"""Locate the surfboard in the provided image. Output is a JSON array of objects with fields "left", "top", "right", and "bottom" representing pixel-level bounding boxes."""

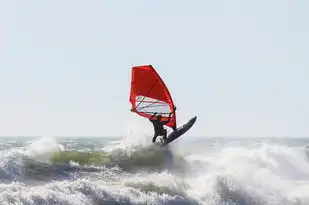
[
  {"left": 129, "top": 64, "right": 196, "bottom": 145},
  {"left": 159, "top": 116, "right": 197, "bottom": 147}
]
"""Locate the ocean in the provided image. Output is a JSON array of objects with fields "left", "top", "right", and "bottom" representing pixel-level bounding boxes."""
[{"left": 1, "top": 135, "right": 309, "bottom": 205}]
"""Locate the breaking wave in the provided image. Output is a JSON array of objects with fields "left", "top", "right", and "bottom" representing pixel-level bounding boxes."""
[
  {"left": 1, "top": 137, "right": 309, "bottom": 204},
  {"left": 0, "top": 137, "right": 187, "bottom": 183}
]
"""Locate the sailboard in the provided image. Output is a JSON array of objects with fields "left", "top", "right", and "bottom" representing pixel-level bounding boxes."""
[
  {"left": 129, "top": 65, "right": 196, "bottom": 145},
  {"left": 159, "top": 116, "right": 197, "bottom": 147}
]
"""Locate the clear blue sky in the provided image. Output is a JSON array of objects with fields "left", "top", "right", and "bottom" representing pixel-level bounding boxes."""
[{"left": 1, "top": 0, "right": 308, "bottom": 137}]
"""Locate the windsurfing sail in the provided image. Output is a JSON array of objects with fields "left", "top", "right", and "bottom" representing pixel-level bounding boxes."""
[{"left": 129, "top": 65, "right": 177, "bottom": 129}]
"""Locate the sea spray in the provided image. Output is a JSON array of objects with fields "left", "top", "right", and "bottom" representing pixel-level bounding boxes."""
[
  {"left": 26, "top": 137, "right": 63, "bottom": 163},
  {"left": 1, "top": 137, "right": 309, "bottom": 204}
]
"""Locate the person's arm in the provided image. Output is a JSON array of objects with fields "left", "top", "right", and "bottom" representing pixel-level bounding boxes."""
[
  {"left": 173, "top": 106, "right": 177, "bottom": 113},
  {"left": 149, "top": 112, "right": 157, "bottom": 121},
  {"left": 162, "top": 113, "right": 173, "bottom": 125},
  {"left": 162, "top": 106, "right": 177, "bottom": 125}
]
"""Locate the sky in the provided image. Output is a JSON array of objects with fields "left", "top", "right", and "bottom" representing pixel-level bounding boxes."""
[{"left": 0, "top": 0, "right": 308, "bottom": 137}]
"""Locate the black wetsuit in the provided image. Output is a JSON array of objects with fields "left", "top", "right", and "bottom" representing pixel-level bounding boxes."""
[{"left": 150, "top": 113, "right": 174, "bottom": 143}]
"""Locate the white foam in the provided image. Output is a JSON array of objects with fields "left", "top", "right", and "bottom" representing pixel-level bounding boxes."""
[
  {"left": 182, "top": 143, "right": 309, "bottom": 204},
  {"left": 2, "top": 137, "right": 309, "bottom": 204},
  {"left": 26, "top": 137, "right": 63, "bottom": 163}
]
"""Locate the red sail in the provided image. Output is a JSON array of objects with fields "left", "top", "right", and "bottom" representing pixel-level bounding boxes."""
[{"left": 129, "top": 65, "right": 177, "bottom": 129}]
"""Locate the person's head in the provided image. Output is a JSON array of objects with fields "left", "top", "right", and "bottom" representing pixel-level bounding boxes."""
[{"left": 156, "top": 115, "right": 162, "bottom": 121}]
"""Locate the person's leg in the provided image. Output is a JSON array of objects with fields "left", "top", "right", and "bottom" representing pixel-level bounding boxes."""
[
  {"left": 152, "top": 133, "right": 158, "bottom": 143},
  {"left": 162, "top": 129, "right": 167, "bottom": 141}
]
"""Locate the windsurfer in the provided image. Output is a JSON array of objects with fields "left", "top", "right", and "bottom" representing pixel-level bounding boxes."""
[{"left": 150, "top": 107, "right": 176, "bottom": 143}]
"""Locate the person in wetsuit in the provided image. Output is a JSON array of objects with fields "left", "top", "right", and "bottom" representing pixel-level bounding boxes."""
[{"left": 149, "top": 107, "right": 177, "bottom": 143}]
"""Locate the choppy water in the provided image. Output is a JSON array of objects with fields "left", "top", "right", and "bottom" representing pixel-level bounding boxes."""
[{"left": 1, "top": 135, "right": 309, "bottom": 205}]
